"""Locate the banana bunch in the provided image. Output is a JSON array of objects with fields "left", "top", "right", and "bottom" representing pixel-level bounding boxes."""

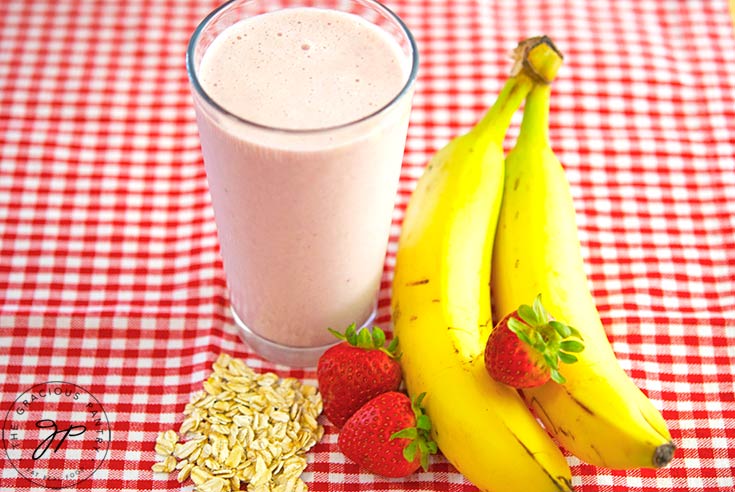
[
  {"left": 392, "top": 35, "right": 674, "bottom": 491},
  {"left": 491, "top": 83, "right": 675, "bottom": 469},
  {"left": 392, "top": 37, "right": 573, "bottom": 492}
]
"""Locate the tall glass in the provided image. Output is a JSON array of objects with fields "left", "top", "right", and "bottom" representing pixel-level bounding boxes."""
[{"left": 187, "top": 0, "right": 418, "bottom": 366}]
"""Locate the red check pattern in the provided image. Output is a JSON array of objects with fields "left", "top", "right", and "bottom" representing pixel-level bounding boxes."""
[{"left": 1, "top": 0, "right": 734, "bottom": 490}]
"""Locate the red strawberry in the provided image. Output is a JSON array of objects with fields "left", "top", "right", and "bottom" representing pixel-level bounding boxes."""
[
  {"left": 484, "top": 295, "right": 584, "bottom": 388},
  {"left": 338, "top": 391, "right": 437, "bottom": 477},
  {"left": 317, "top": 324, "right": 401, "bottom": 428}
]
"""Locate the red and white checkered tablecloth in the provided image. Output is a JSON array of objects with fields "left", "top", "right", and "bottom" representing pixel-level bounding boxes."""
[{"left": 1, "top": 0, "right": 734, "bottom": 490}]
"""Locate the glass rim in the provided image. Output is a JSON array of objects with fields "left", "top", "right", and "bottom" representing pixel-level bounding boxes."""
[{"left": 185, "top": 0, "right": 419, "bottom": 135}]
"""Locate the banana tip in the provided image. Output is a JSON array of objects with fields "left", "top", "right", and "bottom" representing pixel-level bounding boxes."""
[{"left": 653, "top": 441, "right": 676, "bottom": 468}]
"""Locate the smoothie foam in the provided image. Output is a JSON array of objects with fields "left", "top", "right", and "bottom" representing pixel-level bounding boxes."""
[{"left": 199, "top": 8, "right": 407, "bottom": 129}]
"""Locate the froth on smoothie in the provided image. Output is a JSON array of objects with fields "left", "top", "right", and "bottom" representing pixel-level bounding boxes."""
[{"left": 198, "top": 7, "right": 409, "bottom": 130}]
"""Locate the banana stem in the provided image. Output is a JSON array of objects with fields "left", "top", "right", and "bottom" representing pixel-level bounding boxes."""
[
  {"left": 517, "top": 83, "right": 551, "bottom": 147},
  {"left": 470, "top": 74, "right": 535, "bottom": 144},
  {"left": 470, "top": 36, "right": 562, "bottom": 144}
]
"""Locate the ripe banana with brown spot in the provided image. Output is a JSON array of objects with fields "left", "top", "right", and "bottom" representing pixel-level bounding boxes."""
[{"left": 491, "top": 82, "right": 675, "bottom": 470}]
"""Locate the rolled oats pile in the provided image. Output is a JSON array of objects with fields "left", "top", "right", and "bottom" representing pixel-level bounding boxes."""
[{"left": 152, "top": 353, "right": 324, "bottom": 492}]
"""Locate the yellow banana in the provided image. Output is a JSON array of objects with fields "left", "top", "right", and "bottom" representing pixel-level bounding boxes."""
[
  {"left": 392, "top": 37, "right": 574, "bottom": 492},
  {"left": 491, "top": 83, "right": 675, "bottom": 469}
]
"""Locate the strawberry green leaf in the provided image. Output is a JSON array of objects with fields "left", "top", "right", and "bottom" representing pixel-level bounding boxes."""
[
  {"left": 532, "top": 331, "right": 546, "bottom": 352},
  {"left": 532, "top": 294, "right": 550, "bottom": 324},
  {"left": 550, "top": 367, "right": 566, "bottom": 384},
  {"left": 387, "top": 336, "right": 399, "bottom": 354},
  {"left": 372, "top": 326, "right": 386, "bottom": 348},
  {"left": 357, "top": 328, "right": 372, "bottom": 347},
  {"left": 403, "top": 440, "right": 417, "bottom": 463},
  {"left": 543, "top": 352, "right": 558, "bottom": 370},
  {"left": 507, "top": 317, "right": 534, "bottom": 345},
  {"left": 418, "top": 439, "right": 429, "bottom": 465},
  {"left": 568, "top": 326, "right": 583, "bottom": 340},
  {"left": 507, "top": 316, "right": 526, "bottom": 335},
  {"left": 517, "top": 331, "right": 533, "bottom": 346},
  {"left": 518, "top": 304, "right": 539, "bottom": 326},
  {"left": 420, "top": 448, "right": 430, "bottom": 471},
  {"left": 345, "top": 324, "right": 359, "bottom": 345},
  {"left": 418, "top": 439, "right": 428, "bottom": 455},
  {"left": 549, "top": 320, "right": 571, "bottom": 338},
  {"left": 558, "top": 352, "right": 579, "bottom": 364},
  {"left": 412, "top": 392, "right": 426, "bottom": 412},
  {"left": 560, "top": 340, "right": 584, "bottom": 353},
  {"left": 415, "top": 438, "right": 432, "bottom": 471},
  {"left": 508, "top": 324, "right": 533, "bottom": 346},
  {"left": 346, "top": 323, "right": 357, "bottom": 340},
  {"left": 416, "top": 414, "right": 431, "bottom": 432},
  {"left": 327, "top": 327, "right": 345, "bottom": 340},
  {"left": 391, "top": 427, "right": 418, "bottom": 440}
]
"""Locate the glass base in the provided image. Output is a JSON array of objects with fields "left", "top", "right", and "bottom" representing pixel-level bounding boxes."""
[{"left": 230, "top": 302, "right": 378, "bottom": 367}]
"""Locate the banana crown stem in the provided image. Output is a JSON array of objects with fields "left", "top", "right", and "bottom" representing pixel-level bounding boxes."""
[
  {"left": 512, "top": 36, "right": 565, "bottom": 84},
  {"left": 470, "top": 36, "right": 563, "bottom": 143}
]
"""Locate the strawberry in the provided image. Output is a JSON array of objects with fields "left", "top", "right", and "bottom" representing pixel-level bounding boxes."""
[
  {"left": 338, "top": 391, "right": 437, "bottom": 477},
  {"left": 317, "top": 324, "right": 401, "bottom": 428},
  {"left": 484, "top": 295, "right": 584, "bottom": 388}
]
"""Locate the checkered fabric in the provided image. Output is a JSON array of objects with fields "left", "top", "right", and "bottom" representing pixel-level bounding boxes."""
[{"left": 1, "top": 0, "right": 734, "bottom": 490}]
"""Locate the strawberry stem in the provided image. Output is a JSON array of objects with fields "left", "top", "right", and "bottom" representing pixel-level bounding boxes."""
[
  {"left": 390, "top": 392, "right": 437, "bottom": 471},
  {"left": 509, "top": 295, "right": 585, "bottom": 385},
  {"left": 328, "top": 324, "right": 400, "bottom": 359}
]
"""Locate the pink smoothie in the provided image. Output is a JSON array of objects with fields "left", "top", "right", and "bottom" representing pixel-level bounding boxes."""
[{"left": 191, "top": 7, "right": 414, "bottom": 351}]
